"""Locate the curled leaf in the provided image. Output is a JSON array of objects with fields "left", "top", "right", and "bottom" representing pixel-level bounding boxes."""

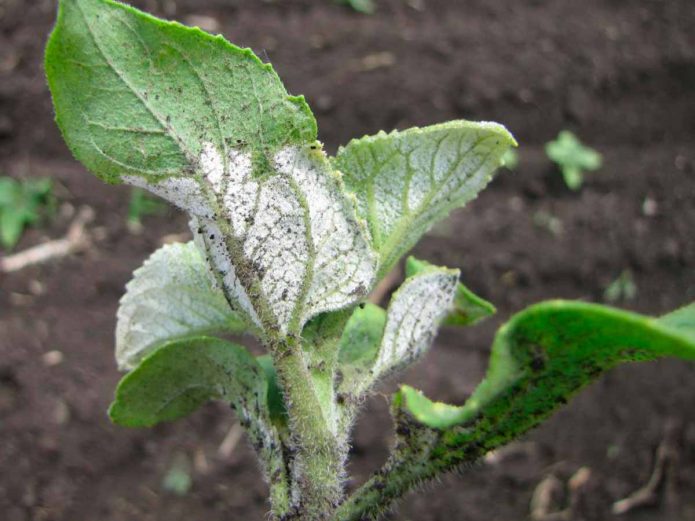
[{"left": 399, "top": 301, "right": 695, "bottom": 434}]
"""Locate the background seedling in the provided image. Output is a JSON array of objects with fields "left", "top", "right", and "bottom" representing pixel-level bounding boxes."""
[
  {"left": 533, "top": 209, "right": 563, "bottom": 237},
  {"left": 0, "top": 176, "right": 53, "bottom": 250},
  {"left": 545, "top": 130, "right": 602, "bottom": 190},
  {"left": 604, "top": 269, "right": 638, "bottom": 303},
  {"left": 501, "top": 148, "right": 519, "bottom": 170},
  {"left": 127, "top": 187, "right": 167, "bottom": 231},
  {"left": 336, "top": 0, "right": 375, "bottom": 13}
]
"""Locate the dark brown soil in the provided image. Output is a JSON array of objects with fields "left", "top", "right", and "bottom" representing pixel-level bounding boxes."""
[{"left": 1, "top": 0, "right": 694, "bottom": 520}]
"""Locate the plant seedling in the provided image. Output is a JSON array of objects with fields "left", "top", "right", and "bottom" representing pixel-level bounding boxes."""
[
  {"left": 45, "top": 1, "right": 695, "bottom": 520},
  {"left": 545, "top": 130, "right": 602, "bottom": 190},
  {"left": 127, "top": 187, "right": 167, "bottom": 229},
  {"left": 604, "top": 269, "right": 637, "bottom": 303},
  {"left": 501, "top": 148, "right": 519, "bottom": 170},
  {"left": 337, "top": 0, "right": 375, "bottom": 14},
  {"left": 0, "top": 176, "right": 53, "bottom": 250}
]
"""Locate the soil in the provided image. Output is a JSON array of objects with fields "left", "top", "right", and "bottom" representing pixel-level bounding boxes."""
[{"left": 1, "top": 0, "right": 694, "bottom": 520}]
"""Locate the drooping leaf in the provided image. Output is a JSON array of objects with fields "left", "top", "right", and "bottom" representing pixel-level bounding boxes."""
[
  {"left": 398, "top": 301, "right": 695, "bottom": 435},
  {"left": 334, "top": 121, "right": 516, "bottom": 277},
  {"left": 109, "top": 336, "right": 268, "bottom": 427},
  {"left": 336, "top": 302, "right": 695, "bottom": 521},
  {"left": 116, "top": 241, "right": 250, "bottom": 371},
  {"left": 405, "top": 257, "right": 495, "bottom": 327},
  {"left": 108, "top": 335, "right": 289, "bottom": 504},
  {"left": 46, "top": 0, "right": 377, "bottom": 338}
]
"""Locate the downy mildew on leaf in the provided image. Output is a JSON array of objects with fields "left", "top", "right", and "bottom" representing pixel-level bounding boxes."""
[
  {"left": 126, "top": 143, "right": 378, "bottom": 337},
  {"left": 343, "top": 267, "right": 459, "bottom": 398}
]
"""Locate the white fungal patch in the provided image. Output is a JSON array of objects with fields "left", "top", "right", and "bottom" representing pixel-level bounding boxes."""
[
  {"left": 191, "top": 217, "right": 262, "bottom": 328},
  {"left": 127, "top": 141, "right": 377, "bottom": 335},
  {"left": 272, "top": 146, "right": 377, "bottom": 326},
  {"left": 370, "top": 269, "right": 457, "bottom": 384},
  {"left": 122, "top": 174, "right": 210, "bottom": 217},
  {"left": 115, "top": 242, "right": 241, "bottom": 371}
]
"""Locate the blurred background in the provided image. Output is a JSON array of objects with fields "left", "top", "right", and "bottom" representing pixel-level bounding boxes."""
[{"left": 1, "top": 0, "right": 694, "bottom": 519}]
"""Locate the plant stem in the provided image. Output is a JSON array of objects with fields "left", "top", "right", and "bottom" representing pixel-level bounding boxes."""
[
  {"left": 272, "top": 335, "right": 344, "bottom": 520},
  {"left": 334, "top": 408, "right": 488, "bottom": 521}
]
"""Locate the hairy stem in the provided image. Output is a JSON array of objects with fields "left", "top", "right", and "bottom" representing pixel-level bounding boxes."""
[
  {"left": 271, "top": 335, "right": 344, "bottom": 520},
  {"left": 334, "top": 407, "right": 488, "bottom": 521}
]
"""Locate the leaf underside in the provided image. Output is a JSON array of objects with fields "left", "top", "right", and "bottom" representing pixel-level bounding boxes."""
[
  {"left": 115, "top": 241, "right": 249, "bottom": 370},
  {"left": 46, "top": 0, "right": 378, "bottom": 338},
  {"left": 334, "top": 121, "right": 517, "bottom": 278},
  {"left": 338, "top": 260, "right": 460, "bottom": 399}
]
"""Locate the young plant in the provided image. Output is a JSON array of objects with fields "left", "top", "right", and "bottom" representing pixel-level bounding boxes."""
[
  {"left": 127, "top": 186, "right": 167, "bottom": 229},
  {"left": 545, "top": 130, "right": 602, "bottom": 190},
  {"left": 336, "top": 0, "right": 375, "bottom": 14},
  {"left": 0, "top": 176, "right": 53, "bottom": 250},
  {"left": 45, "top": 1, "right": 695, "bottom": 519}
]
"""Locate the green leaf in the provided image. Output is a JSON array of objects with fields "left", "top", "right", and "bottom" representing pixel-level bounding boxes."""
[
  {"left": 46, "top": 0, "right": 315, "bottom": 183},
  {"left": 603, "top": 269, "right": 637, "bottom": 303},
  {"left": 0, "top": 209, "right": 25, "bottom": 249},
  {"left": 405, "top": 256, "right": 495, "bottom": 326},
  {"left": 545, "top": 131, "right": 602, "bottom": 191},
  {"left": 0, "top": 177, "right": 19, "bottom": 207},
  {"left": 0, "top": 177, "right": 53, "bottom": 250},
  {"left": 256, "top": 354, "right": 288, "bottom": 427},
  {"left": 109, "top": 336, "right": 269, "bottom": 427},
  {"left": 501, "top": 148, "right": 519, "bottom": 170},
  {"left": 337, "top": 0, "right": 375, "bottom": 14},
  {"left": 47, "top": 0, "right": 378, "bottom": 338},
  {"left": 334, "top": 121, "right": 516, "bottom": 277},
  {"left": 116, "top": 241, "right": 251, "bottom": 370},
  {"left": 337, "top": 303, "right": 387, "bottom": 395},
  {"left": 659, "top": 302, "right": 695, "bottom": 343},
  {"left": 398, "top": 301, "right": 695, "bottom": 434},
  {"left": 127, "top": 187, "right": 166, "bottom": 225}
]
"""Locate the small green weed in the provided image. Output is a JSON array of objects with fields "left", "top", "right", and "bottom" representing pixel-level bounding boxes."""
[
  {"left": 127, "top": 187, "right": 167, "bottom": 229},
  {"left": 0, "top": 176, "right": 53, "bottom": 250},
  {"left": 336, "top": 0, "right": 375, "bottom": 14},
  {"left": 604, "top": 270, "right": 637, "bottom": 303},
  {"left": 545, "top": 130, "right": 602, "bottom": 190}
]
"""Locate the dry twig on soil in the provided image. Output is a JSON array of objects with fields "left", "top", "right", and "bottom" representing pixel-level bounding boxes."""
[{"left": 0, "top": 206, "right": 94, "bottom": 273}]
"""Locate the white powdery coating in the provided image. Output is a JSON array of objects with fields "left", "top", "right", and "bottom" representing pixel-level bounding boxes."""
[
  {"left": 223, "top": 149, "right": 257, "bottom": 236},
  {"left": 342, "top": 128, "right": 501, "bottom": 252},
  {"left": 371, "top": 270, "right": 457, "bottom": 380},
  {"left": 115, "top": 242, "right": 234, "bottom": 370},
  {"left": 273, "top": 146, "right": 376, "bottom": 326},
  {"left": 242, "top": 175, "right": 307, "bottom": 330},
  {"left": 200, "top": 143, "right": 375, "bottom": 333},
  {"left": 191, "top": 217, "right": 262, "bottom": 328},
  {"left": 200, "top": 142, "right": 224, "bottom": 192},
  {"left": 123, "top": 142, "right": 376, "bottom": 335},
  {"left": 122, "top": 174, "right": 210, "bottom": 218}
]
